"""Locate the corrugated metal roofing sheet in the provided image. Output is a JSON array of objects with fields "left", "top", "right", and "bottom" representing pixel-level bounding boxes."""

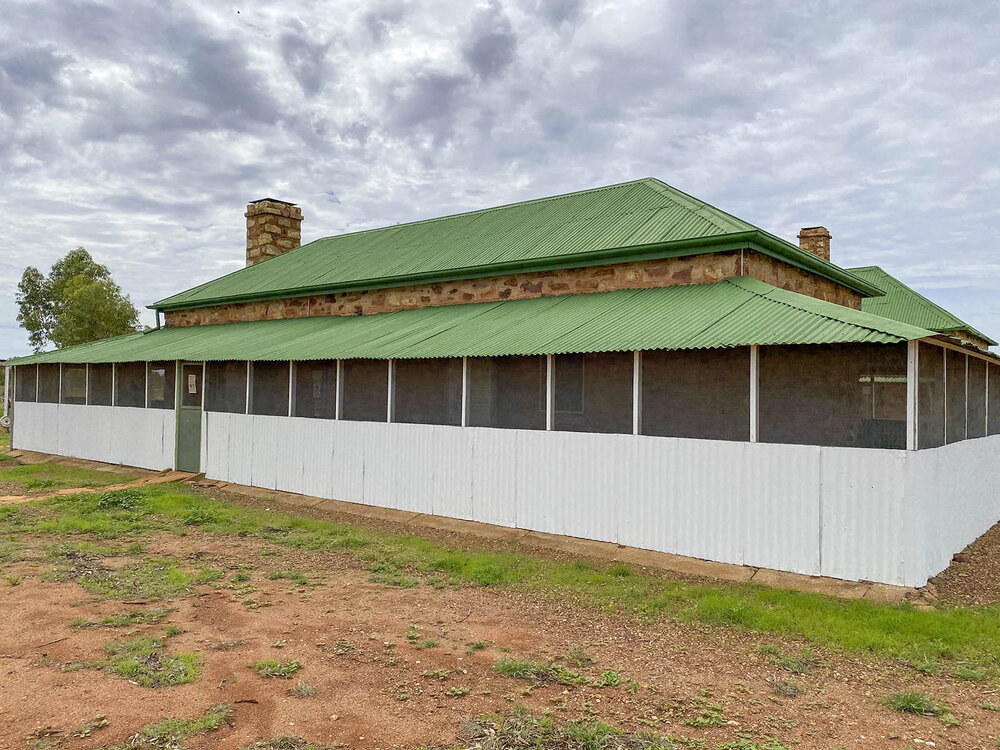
[
  {"left": 154, "top": 179, "right": 882, "bottom": 310},
  {"left": 9, "top": 278, "right": 932, "bottom": 366},
  {"left": 849, "top": 266, "right": 996, "bottom": 345}
]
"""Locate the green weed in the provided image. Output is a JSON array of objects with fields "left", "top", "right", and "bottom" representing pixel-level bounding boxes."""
[
  {"left": 492, "top": 657, "right": 588, "bottom": 686},
  {"left": 71, "top": 607, "right": 174, "bottom": 628},
  {"left": 107, "top": 703, "right": 229, "bottom": 749},
  {"left": 887, "top": 691, "right": 959, "bottom": 726},
  {"left": 251, "top": 660, "right": 301, "bottom": 679},
  {"left": 71, "top": 636, "right": 200, "bottom": 688},
  {"left": 460, "top": 706, "right": 689, "bottom": 748}
]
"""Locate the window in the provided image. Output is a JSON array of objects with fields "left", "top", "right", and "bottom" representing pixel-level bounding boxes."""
[
  {"left": 15, "top": 365, "right": 36, "bottom": 402},
  {"left": 760, "top": 342, "right": 907, "bottom": 449},
  {"left": 37, "top": 364, "right": 60, "bottom": 403},
  {"left": 918, "top": 342, "right": 946, "bottom": 449},
  {"left": 968, "top": 357, "right": 987, "bottom": 439},
  {"left": 945, "top": 349, "right": 966, "bottom": 444},
  {"left": 147, "top": 362, "right": 175, "bottom": 410},
  {"left": 61, "top": 364, "right": 87, "bottom": 405},
  {"left": 205, "top": 361, "right": 247, "bottom": 413},
  {"left": 467, "top": 355, "right": 546, "bottom": 430},
  {"left": 88, "top": 364, "right": 113, "bottom": 406},
  {"left": 293, "top": 360, "right": 337, "bottom": 419},
  {"left": 115, "top": 362, "right": 146, "bottom": 407},
  {"left": 554, "top": 352, "right": 632, "bottom": 434},
  {"left": 642, "top": 347, "right": 750, "bottom": 441},
  {"left": 251, "top": 361, "right": 290, "bottom": 416},
  {"left": 341, "top": 359, "right": 388, "bottom": 422},
  {"left": 394, "top": 358, "right": 463, "bottom": 426}
]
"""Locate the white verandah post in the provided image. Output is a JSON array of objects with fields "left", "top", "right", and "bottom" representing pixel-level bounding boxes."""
[
  {"left": 749, "top": 345, "right": 760, "bottom": 443},
  {"left": 632, "top": 350, "right": 642, "bottom": 436},
  {"left": 545, "top": 354, "right": 555, "bottom": 431},
  {"left": 906, "top": 340, "right": 919, "bottom": 451},
  {"left": 461, "top": 356, "right": 469, "bottom": 428},
  {"left": 386, "top": 359, "right": 395, "bottom": 423},
  {"left": 335, "top": 359, "right": 344, "bottom": 419}
]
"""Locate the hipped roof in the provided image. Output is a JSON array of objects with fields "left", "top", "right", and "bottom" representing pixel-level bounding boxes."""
[
  {"left": 849, "top": 266, "right": 996, "bottom": 346},
  {"left": 154, "top": 179, "right": 884, "bottom": 311}
]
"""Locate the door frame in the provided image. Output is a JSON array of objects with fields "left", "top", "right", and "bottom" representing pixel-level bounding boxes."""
[{"left": 174, "top": 361, "right": 206, "bottom": 473}]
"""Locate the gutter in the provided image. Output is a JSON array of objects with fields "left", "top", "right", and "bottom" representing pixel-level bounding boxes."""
[{"left": 150, "top": 231, "right": 887, "bottom": 313}]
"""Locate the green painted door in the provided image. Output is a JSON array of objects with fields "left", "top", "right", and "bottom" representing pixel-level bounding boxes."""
[{"left": 176, "top": 363, "right": 203, "bottom": 473}]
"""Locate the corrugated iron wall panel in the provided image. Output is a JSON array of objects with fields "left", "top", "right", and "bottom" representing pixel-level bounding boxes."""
[
  {"left": 11, "top": 403, "right": 172, "bottom": 471},
  {"left": 744, "top": 443, "right": 821, "bottom": 575},
  {"left": 819, "top": 447, "right": 907, "bottom": 583}
]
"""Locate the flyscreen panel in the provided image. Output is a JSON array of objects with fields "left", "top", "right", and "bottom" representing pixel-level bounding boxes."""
[
  {"left": 206, "top": 361, "right": 247, "bottom": 414},
  {"left": 251, "top": 361, "right": 290, "bottom": 417},
  {"left": 642, "top": 347, "right": 750, "bottom": 441},
  {"left": 553, "top": 352, "right": 632, "bottom": 434},
  {"left": 467, "top": 355, "right": 546, "bottom": 431},
  {"left": 760, "top": 343, "right": 907, "bottom": 449},
  {"left": 341, "top": 359, "right": 388, "bottom": 422},
  {"left": 394, "top": 358, "right": 463, "bottom": 426},
  {"left": 293, "top": 360, "right": 337, "bottom": 419}
]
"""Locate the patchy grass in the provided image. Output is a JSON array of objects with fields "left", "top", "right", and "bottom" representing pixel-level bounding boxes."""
[
  {"left": 251, "top": 660, "right": 302, "bottom": 679},
  {"left": 758, "top": 644, "right": 819, "bottom": 675},
  {"left": 406, "top": 623, "right": 439, "bottom": 650},
  {"left": 69, "top": 635, "right": 200, "bottom": 688},
  {"left": 0, "top": 462, "right": 136, "bottom": 492},
  {"left": 71, "top": 607, "right": 174, "bottom": 628},
  {"left": 242, "top": 739, "right": 340, "bottom": 750},
  {"left": 45, "top": 558, "right": 198, "bottom": 600},
  {"left": 492, "top": 658, "right": 588, "bottom": 686},
  {"left": 269, "top": 569, "right": 312, "bottom": 586},
  {"left": 887, "top": 691, "right": 959, "bottom": 726},
  {"left": 458, "top": 706, "right": 693, "bottom": 749},
  {"left": 6, "top": 482, "right": 1000, "bottom": 676},
  {"left": 466, "top": 640, "right": 490, "bottom": 656},
  {"left": 718, "top": 737, "right": 790, "bottom": 750},
  {"left": 108, "top": 703, "right": 229, "bottom": 749}
]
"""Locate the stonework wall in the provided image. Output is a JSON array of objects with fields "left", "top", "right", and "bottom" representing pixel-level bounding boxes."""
[
  {"left": 939, "top": 330, "right": 994, "bottom": 352},
  {"left": 163, "top": 250, "right": 863, "bottom": 327},
  {"left": 246, "top": 200, "right": 303, "bottom": 266},
  {"left": 742, "top": 251, "right": 862, "bottom": 309}
]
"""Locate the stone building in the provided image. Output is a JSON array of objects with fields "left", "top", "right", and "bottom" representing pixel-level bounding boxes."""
[{"left": 5, "top": 178, "right": 999, "bottom": 587}]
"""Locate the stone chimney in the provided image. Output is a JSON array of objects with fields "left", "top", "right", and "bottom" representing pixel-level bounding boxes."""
[
  {"left": 797, "top": 226, "right": 831, "bottom": 262},
  {"left": 245, "top": 198, "right": 303, "bottom": 266}
]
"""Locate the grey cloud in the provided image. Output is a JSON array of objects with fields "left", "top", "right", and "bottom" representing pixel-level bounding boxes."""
[
  {"left": 462, "top": 1, "right": 518, "bottom": 80},
  {"left": 280, "top": 24, "right": 334, "bottom": 96}
]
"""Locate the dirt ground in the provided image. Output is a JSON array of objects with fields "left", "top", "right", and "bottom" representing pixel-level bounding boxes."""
[
  {"left": 1, "top": 441, "right": 1000, "bottom": 749},
  {"left": 1, "top": 523, "right": 1000, "bottom": 750}
]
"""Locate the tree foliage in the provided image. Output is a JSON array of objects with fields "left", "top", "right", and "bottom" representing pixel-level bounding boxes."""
[{"left": 16, "top": 248, "right": 140, "bottom": 352}]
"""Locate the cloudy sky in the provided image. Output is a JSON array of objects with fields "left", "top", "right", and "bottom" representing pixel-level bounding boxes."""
[{"left": 1, "top": 0, "right": 999, "bottom": 356}]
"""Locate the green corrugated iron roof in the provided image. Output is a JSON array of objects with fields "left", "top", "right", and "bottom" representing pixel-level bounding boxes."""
[
  {"left": 154, "top": 179, "right": 884, "bottom": 311},
  {"left": 848, "top": 266, "right": 996, "bottom": 346},
  {"left": 9, "top": 278, "right": 931, "bottom": 367}
]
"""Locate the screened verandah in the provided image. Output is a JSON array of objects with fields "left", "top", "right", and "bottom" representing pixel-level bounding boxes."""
[{"left": 9, "top": 339, "right": 1000, "bottom": 450}]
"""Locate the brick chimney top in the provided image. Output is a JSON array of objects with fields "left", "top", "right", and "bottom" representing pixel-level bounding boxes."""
[
  {"left": 797, "top": 226, "right": 831, "bottom": 262},
  {"left": 245, "top": 199, "right": 303, "bottom": 266}
]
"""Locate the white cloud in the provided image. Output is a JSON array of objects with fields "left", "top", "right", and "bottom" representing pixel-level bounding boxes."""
[{"left": 1, "top": 0, "right": 999, "bottom": 355}]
